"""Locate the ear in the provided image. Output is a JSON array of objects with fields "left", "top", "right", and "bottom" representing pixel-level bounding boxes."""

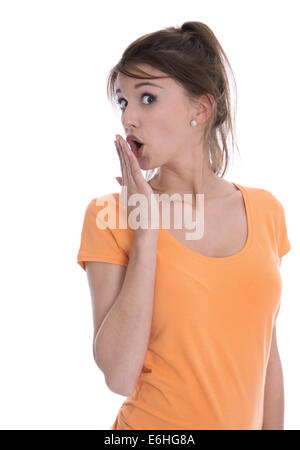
[{"left": 194, "top": 93, "right": 216, "bottom": 124}]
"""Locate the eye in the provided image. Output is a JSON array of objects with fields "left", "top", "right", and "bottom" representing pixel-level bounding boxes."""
[{"left": 117, "top": 93, "right": 156, "bottom": 111}]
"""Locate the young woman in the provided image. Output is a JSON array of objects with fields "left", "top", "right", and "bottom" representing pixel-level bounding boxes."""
[{"left": 77, "top": 21, "right": 291, "bottom": 430}]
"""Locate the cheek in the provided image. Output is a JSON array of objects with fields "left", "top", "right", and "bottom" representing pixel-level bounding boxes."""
[
  {"left": 151, "top": 106, "right": 180, "bottom": 140},
  {"left": 147, "top": 102, "right": 185, "bottom": 156}
]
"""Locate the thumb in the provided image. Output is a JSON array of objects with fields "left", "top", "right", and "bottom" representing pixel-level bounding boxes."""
[{"left": 115, "top": 176, "right": 122, "bottom": 185}]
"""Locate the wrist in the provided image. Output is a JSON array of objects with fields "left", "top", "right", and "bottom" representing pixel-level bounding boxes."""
[{"left": 133, "top": 228, "right": 160, "bottom": 247}]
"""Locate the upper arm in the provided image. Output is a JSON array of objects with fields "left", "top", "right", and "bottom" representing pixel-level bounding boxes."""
[
  {"left": 268, "top": 324, "right": 280, "bottom": 365},
  {"left": 268, "top": 258, "right": 282, "bottom": 363},
  {"left": 266, "top": 257, "right": 284, "bottom": 366},
  {"left": 85, "top": 261, "right": 126, "bottom": 355}
]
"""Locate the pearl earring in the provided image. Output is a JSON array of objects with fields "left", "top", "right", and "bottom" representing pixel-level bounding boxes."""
[{"left": 191, "top": 120, "right": 197, "bottom": 126}]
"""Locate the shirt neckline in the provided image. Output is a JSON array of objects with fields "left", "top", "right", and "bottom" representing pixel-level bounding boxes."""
[{"left": 160, "top": 182, "right": 253, "bottom": 264}]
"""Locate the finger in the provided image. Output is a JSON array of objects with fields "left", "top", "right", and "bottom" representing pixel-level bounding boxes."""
[
  {"left": 121, "top": 139, "right": 136, "bottom": 185},
  {"left": 114, "top": 141, "right": 123, "bottom": 185},
  {"left": 117, "top": 138, "right": 132, "bottom": 186},
  {"left": 122, "top": 140, "right": 145, "bottom": 184},
  {"left": 115, "top": 139, "right": 127, "bottom": 186},
  {"left": 118, "top": 139, "right": 129, "bottom": 187}
]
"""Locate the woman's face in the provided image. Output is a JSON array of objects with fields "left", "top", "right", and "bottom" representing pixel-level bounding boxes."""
[{"left": 115, "top": 64, "right": 205, "bottom": 171}]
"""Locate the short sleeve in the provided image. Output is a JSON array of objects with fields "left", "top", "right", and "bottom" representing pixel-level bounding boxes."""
[
  {"left": 277, "top": 201, "right": 291, "bottom": 259},
  {"left": 77, "top": 196, "right": 129, "bottom": 271}
]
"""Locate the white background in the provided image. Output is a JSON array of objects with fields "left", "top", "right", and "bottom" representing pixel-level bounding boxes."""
[{"left": 0, "top": 0, "right": 298, "bottom": 430}]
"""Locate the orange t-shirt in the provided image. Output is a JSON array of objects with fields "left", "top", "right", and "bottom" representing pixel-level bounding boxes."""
[{"left": 77, "top": 183, "right": 291, "bottom": 430}]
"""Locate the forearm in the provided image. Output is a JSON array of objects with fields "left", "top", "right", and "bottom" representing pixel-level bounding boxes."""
[
  {"left": 94, "top": 232, "right": 158, "bottom": 395},
  {"left": 262, "top": 357, "right": 285, "bottom": 430}
]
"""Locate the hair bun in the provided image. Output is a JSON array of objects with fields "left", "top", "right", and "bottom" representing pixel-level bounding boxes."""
[{"left": 181, "top": 22, "right": 198, "bottom": 34}]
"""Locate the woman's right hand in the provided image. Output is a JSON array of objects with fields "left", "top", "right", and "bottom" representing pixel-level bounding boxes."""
[{"left": 114, "top": 134, "right": 160, "bottom": 237}]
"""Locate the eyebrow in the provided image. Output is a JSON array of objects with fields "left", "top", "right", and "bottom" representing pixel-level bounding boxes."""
[{"left": 116, "top": 82, "right": 163, "bottom": 95}]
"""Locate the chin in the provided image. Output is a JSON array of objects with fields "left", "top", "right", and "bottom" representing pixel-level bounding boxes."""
[{"left": 137, "top": 157, "right": 151, "bottom": 169}]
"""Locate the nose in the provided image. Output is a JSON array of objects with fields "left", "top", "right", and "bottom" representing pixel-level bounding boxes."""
[{"left": 121, "top": 107, "right": 139, "bottom": 130}]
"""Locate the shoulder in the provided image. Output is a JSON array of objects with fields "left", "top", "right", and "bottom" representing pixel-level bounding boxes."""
[
  {"left": 242, "top": 184, "right": 284, "bottom": 213},
  {"left": 256, "top": 188, "right": 286, "bottom": 220},
  {"left": 87, "top": 192, "right": 133, "bottom": 237},
  {"left": 81, "top": 192, "right": 123, "bottom": 230},
  {"left": 86, "top": 192, "right": 122, "bottom": 216},
  {"left": 87, "top": 192, "right": 121, "bottom": 209}
]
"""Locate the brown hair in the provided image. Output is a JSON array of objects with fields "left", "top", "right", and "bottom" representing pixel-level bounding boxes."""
[{"left": 107, "top": 21, "right": 240, "bottom": 179}]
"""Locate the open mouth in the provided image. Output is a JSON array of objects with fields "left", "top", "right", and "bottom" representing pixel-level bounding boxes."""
[
  {"left": 129, "top": 140, "right": 144, "bottom": 157},
  {"left": 134, "top": 140, "right": 143, "bottom": 150}
]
